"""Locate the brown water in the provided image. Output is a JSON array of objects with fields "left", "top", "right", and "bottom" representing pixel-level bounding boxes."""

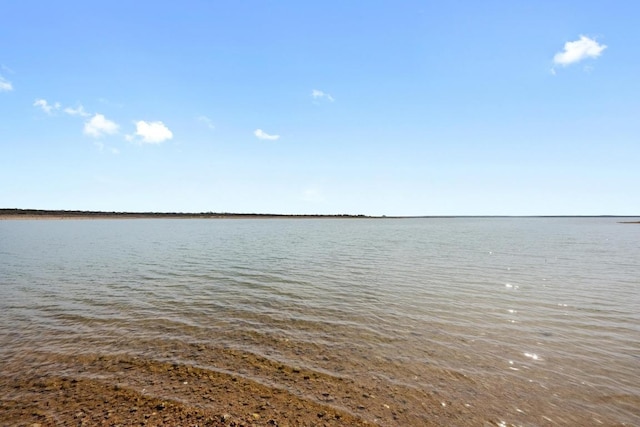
[{"left": 1, "top": 218, "right": 639, "bottom": 425}]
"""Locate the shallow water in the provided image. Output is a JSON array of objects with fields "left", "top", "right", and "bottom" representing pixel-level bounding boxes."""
[{"left": 1, "top": 218, "right": 639, "bottom": 425}]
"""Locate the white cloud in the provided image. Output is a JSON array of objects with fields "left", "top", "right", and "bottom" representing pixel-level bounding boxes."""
[
  {"left": 84, "top": 114, "right": 119, "bottom": 138},
  {"left": 64, "top": 105, "right": 90, "bottom": 117},
  {"left": 34, "top": 98, "right": 60, "bottom": 114},
  {"left": 0, "top": 76, "right": 12, "bottom": 92},
  {"left": 131, "top": 120, "right": 173, "bottom": 144},
  {"left": 311, "top": 89, "right": 334, "bottom": 102},
  {"left": 254, "top": 129, "right": 280, "bottom": 141},
  {"left": 197, "top": 115, "right": 215, "bottom": 129},
  {"left": 553, "top": 35, "right": 606, "bottom": 67}
]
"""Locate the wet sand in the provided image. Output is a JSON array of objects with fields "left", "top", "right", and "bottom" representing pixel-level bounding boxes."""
[
  {"left": 1, "top": 347, "right": 471, "bottom": 427},
  {"left": 1, "top": 356, "right": 369, "bottom": 426}
]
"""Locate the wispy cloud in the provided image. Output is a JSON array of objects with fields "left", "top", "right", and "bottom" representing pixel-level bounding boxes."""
[
  {"left": 254, "top": 129, "right": 280, "bottom": 141},
  {"left": 64, "top": 105, "right": 90, "bottom": 117},
  {"left": 84, "top": 114, "right": 119, "bottom": 138},
  {"left": 98, "top": 98, "right": 125, "bottom": 108},
  {"left": 0, "top": 75, "right": 12, "bottom": 92},
  {"left": 197, "top": 115, "right": 215, "bottom": 130},
  {"left": 553, "top": 35, "right": 606, "bottom": 69},
  {"left": 128, "top": 120, "right": 173, "bottom": 144},
  {"left": 33, "top": 98, "right": 60, "bottom": 114},
  {"left": 311, "top": 89, "right": 334, "bottom": 102},
  {"left": 301, "top": 188, "right": 325, "bottom": 203},
  {"left": 35, "top": 99, "right": 87, "bottom": 116},
  {"left": 94, "top": 141, "right": 120, "bottom": 154}
]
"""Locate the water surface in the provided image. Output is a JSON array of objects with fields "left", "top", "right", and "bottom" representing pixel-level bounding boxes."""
[{"left": 1, "top": 218, "right": 639, "bottom": 425}]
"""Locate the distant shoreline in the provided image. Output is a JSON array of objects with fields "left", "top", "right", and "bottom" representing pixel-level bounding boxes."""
[
  {"left": 1, "top": 209, "right": 638, "bottom": 221},
  {"left": 0, "top": 209, "right": 374, "bottom": 220}
]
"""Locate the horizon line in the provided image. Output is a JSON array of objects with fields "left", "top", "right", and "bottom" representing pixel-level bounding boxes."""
[{"left": 1, "top": 208, "right": 638, "bottom": 219}]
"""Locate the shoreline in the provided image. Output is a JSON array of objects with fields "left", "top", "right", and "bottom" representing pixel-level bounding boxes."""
[
  {"left": 0, "top": 209, "right": 373, "bottom": 221},
  {"left": 1, "top": 209, "right": 638, "bottom": 221}
]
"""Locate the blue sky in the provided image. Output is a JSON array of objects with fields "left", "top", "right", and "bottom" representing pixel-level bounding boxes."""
[{"left": 1, "top": 1, "right": 638, "bottom": 215}]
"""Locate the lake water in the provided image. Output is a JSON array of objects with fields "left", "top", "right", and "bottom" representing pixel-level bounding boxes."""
[{"left": 1, "top": 218, "right": 639, "bottom": 425}]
